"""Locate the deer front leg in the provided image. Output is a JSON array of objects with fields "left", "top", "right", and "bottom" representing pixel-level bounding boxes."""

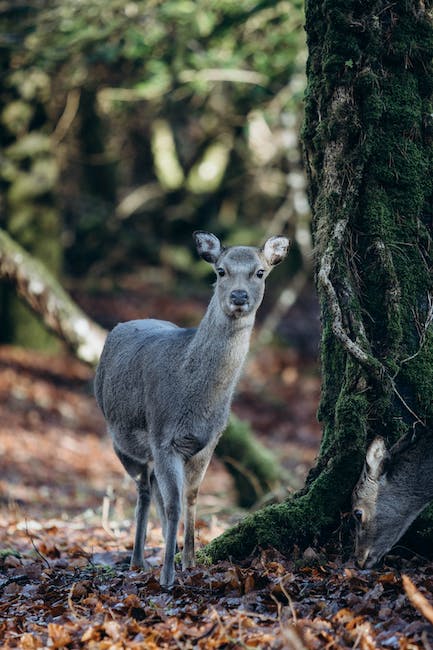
[
  {"left": 154, "top": 451, "right": 184, "bottom": 588},
  {"left": 183, "top": 486, "right": 199, "bottom": 569},
  {"left": 183, "top": 443, "right": 215, "bottom": 569}
]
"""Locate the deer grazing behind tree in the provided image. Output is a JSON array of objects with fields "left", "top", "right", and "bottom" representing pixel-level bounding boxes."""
[
  {"left": 94, "top": 231, "right": 289, "bottom": 587},
  {"left": 352, "top": 433, "right": 433, "bottom": 568}
]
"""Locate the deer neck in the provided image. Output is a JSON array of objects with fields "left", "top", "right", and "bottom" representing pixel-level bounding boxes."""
[{"left": 186, "top": 293, "right": 254, "bottom": 392}]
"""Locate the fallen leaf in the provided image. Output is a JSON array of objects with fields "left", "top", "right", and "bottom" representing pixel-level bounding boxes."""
[{"left": 47, "top": 623, "right": 72, "bottom": 648}]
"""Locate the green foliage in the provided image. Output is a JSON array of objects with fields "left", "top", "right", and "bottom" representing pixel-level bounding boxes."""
[{"left": 1, "top": 0, "right": 306, "bottom": 280}]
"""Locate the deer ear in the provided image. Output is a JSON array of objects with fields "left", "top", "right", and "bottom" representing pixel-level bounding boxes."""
[
  {"left": 365, "top": 437, "right": 389, "bottom": 478},
  {"left": 262, "top": 236, "right": 290, "bottom": 266},
  {"left": 193, "top": 231, "right": 222, "bottom": 264}
]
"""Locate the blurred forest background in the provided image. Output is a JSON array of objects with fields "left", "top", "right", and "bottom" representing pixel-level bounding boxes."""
[{"left": 0, "top": 0, "right": 317, "bottom": 355}]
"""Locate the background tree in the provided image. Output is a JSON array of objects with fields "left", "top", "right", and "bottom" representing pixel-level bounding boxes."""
[{"left": 205, "top": 0, "right": 433, "bottom": 561}]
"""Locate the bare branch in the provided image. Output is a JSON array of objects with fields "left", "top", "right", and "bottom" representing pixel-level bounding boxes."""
[{"left": 52, "top": 88, "right": 81, "bottom": 145}]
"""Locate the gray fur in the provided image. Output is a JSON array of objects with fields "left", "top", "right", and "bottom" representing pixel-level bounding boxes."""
[
  {"left": 352, "top": 433, "right": 433, "bottom": 568},
  {"left": 94, "top": 231, "right": 289, "bottom": 587}
]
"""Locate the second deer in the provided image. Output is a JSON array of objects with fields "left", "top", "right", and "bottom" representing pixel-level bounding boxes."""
[{"left": 352, "top": 432, "right": 433, "bottom": 568}]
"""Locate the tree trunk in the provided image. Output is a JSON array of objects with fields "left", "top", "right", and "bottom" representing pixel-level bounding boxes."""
[{"left": 204, "top": 0, "right": 433, "bottom": 562}]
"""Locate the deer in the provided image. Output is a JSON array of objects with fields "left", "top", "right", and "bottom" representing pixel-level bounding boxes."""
[
  {"left": 352, "top": 432, "right": 433, "bottom": 568},
  {"left": 94, "top": 231, "right": 289, "bottom": 587}
]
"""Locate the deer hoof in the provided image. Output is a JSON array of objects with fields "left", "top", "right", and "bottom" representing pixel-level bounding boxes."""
[
  {"left": 130, "top": 558, "right": 151, "bottom": 571},
  {"left": 159, "top": 568, "right": 175, "bottom": 589}
]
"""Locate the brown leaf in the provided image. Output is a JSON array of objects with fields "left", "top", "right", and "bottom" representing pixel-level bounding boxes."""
[
  {"left": 378, "top": 572, "right": 397, "bottom": 585},
  {"left": 332, "top": 608, "right": 355, "bottom": 624},
  {"left": 81, "top": 625, "right": 101, "bottom": 643},
  {"left": 104, "top": 620, "right": 122, "bottom": 642},
  {"left": 19, "top": 633, "right": 42, "bottom": 650},
  {"left": 225, "top": 566, "right": 242, "bottom": 591},
  {"left": 303, "top": 547, "right": 319, "bottom": 561},
  {"left": 70, "top": 580, "right": 91, "bottom": 600},
  {"left": 244, "top": 573, "right": 256, "bottom": 594},
  {"left": 47, "top": 623, "right": 72, "bottom": 648},
  {"left": 4, "top": 554, "right": 22, "bottom": 569}
]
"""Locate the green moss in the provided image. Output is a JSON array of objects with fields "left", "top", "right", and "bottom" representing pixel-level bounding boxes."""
[{"left": 216, "top": 415, "right": 282, "bottom": 508}]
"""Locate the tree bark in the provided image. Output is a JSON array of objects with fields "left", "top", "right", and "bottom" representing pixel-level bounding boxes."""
[{"left": 205, "top": 0, "right": 433, "bottom": 562}]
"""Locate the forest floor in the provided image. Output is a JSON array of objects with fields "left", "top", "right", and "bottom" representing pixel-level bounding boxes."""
[{"left": 1, "top": 282, "right": 433, "bottom": 648}]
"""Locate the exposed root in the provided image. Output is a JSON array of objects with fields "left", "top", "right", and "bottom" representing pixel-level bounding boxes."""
[{"left": 317, "top": 218, "right": 383, "bottom": 376}]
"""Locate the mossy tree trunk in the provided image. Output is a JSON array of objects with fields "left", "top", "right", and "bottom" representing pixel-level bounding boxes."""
[{"left": 205, "top": 0, "right": 433, "bottom": 562}]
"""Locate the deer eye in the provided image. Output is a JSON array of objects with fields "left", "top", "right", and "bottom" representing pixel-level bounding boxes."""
[
  {"left": 256, "top": 269, "right": 265, "bottom": 279},
  {"left": 217, "top": 268, "right": 225, "bottom": 277},
  {"left": 353, "top": 509, "right": 363, "bottom": 523}
]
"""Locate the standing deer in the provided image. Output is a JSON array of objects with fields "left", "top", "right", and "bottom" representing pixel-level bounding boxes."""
[
  {"left": 352, "top": 433, "right": 433, "bottom": 568},
  {"left": 94, "top": 231, "right": 289, "bottom": 587}
]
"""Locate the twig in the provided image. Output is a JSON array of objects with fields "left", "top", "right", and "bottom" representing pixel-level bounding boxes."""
[
  {"left": 220, "top": 455, "right": 265, "bottom": 500},
  {"left": 179, "top": 68, "right": 267, "bottom": 86},
  {"left": 399, "top": 293, "right": 433, "bottom": 366},
  {"left": 278, "top": 578, "right": 298, "bottom": 622},
  {"left": 25, "top": 520, "right": 50, "bottom": 569},
  {"left": 389, "top": 377, "right": 425, "bottom": 426},
  {"left": 101, "top": 488, "right": 117, "bottom": 538},
  {"left": 52, "top": 88, "right": 81, "bottom": 144},
  {"left": 67, "top": 583, "right": 83, "bottom": 621}
]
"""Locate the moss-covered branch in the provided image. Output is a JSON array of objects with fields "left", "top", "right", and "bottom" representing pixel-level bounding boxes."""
[
  {"left": 0, "top": 228, "right": 106, "bottom": 366},
  {"left": 215, "top": 415, "right": 282, "bottom": 508}
]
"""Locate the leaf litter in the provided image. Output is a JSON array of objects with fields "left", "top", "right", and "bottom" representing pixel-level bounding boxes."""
[{"left": 1, "top": 345, "right": 433, "bottom": 648}]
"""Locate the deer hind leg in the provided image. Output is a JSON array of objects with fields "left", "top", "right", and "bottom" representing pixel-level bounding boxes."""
[
  {"left": 113, "top": 444, "right": 152, "bottom": 569},
  {"left": 183, "top": 443, "right": 215, "bottom": 570},
  {"left": 153, "top": 450, "right": 183, "bottom": 588}
]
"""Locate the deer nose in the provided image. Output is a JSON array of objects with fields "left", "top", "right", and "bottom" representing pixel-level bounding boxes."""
[{"left": 230, "top": 290, "right": 249, "bottom": 306}]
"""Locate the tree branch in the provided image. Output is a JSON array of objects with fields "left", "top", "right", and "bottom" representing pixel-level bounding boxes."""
[{"left": 0, "top": 228, "right": 106, "bottom": 366}]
